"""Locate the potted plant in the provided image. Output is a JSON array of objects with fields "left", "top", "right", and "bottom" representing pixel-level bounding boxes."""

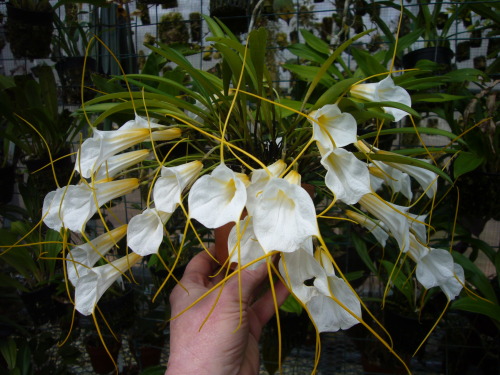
[
  {"left": 51, "top": 12, "right": 98, "bottom": 104},
  {"left": 34, "top": 16, "right": 474, "bottom": 373},
  {"left": 0, "top": 65, "right": 86, "bottom": 198},
  {"left": 5, "top": 0, "right": 54, "bottom": 60}
]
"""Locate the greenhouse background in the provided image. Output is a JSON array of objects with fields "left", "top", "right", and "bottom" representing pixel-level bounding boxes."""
[{"left": 0, "top": 0, "right": 499, "bottom": 374}]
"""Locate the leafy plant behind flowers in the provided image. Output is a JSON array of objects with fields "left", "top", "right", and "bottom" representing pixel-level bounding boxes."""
[{"left": 28, "top": 16, "right": 482, "bottom": 374}]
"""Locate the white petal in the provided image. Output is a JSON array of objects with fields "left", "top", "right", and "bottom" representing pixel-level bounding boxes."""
[
  {"left": 359, "top": 194, "right": 410, "bottom": 253},
  {"left": 253, "top": 177, "right": 318, "bottom": 253},
  {"left": 345, "top": 210, "right": 389, "bottom": 247},
  {"left": 370, "top": 162, "right": 412, "bottom": 200},
  {"left": 388, "top": 161, "right": 438, "bottom": 198},
  {"left": 154, "top": 161, "right": 203, "bottom": 213},
  {"left": 94, "top": 150, "right": 150, "bottom": 181},
  {"left": 227, "top": 216, "right": 267, "bottom": 270},
  {"left": 321, "top": 148, "right": 371, "bottom": 204},
  {"left": 309, "top": 104, "right": 357, "bottom": 149},
  {"left": 127, "top": 208, "right": 171, "bottom": 256},
  {"left": 42, "top": 188, "right": 65, "bottom": 231},
  {"left": 67, "top": 225, "right": 128, "bottom": 286},
  {"left": 188, "top": 164, "right": 247, "bottom": 228},
  {"left": 246, "top": 160, "right": 287, "bottom": 215},
  {"left": 74, "top": 253, "right": 142, "bottom": 316},
  {"left": 416, "top": 249, "right": 464, "bottom": 300}
]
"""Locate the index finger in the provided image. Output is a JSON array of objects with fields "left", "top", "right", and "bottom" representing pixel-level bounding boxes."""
[{"left": 181, "top": 246, "right": 218, "bottom": 286}]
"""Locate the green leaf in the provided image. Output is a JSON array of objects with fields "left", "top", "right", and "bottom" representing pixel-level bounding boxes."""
[
  {"left": 282, "top": 64, "right": 335, "bottom": 87},
  {"left": 453, "top": 151, "right": 485, "bottom": 179},
  {"left": 350, "top": 232, "right": 378, "bottom": 274},
  {"left": 300, "top": 29, "right": 330, "bottom": 55},
  {"left": 412, "top": 93, "right": 469, "bottom": 102},
  {"left": 353, "top": 152, "right": 453, "bottom": 184},
  {"left": 279, "top": 295, "right": 303, "bottom": 314},
  {"left": 452, "top": 252, "right": 498, "bottom": 303},
  {"left": 358, "top": 126, "right": 467, "bottom": 146},
  {"left": 314, "top": 78, "right": 360, "bottom": 108},
  {"left": 0, "top": 338, "right": 17, "bottom": 370},
  {"left": 380, "top": 260, "right": 413, "bottom": 306},
  {"left": 451, "top": 296, "right": 500, "bottom": 325},
  {"left": 350, "top": 48, "right": 387, "bottom": 77}
]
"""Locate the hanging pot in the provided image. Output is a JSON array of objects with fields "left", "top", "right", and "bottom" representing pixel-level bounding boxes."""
[
  {"left": 5, "top": 3, "right": 54, "bottom": 60},
  {"left": 209, "top": 0, "right": 250, "bottom": 35},
  {"left": 0, "top": 165, "right": 16, "bottom": 205},
  {"left": 402, "top": 46, "right": 454, "bottom": 71},
  {"left": 55, "top": 57, "right": 98, "bottom": 105}
]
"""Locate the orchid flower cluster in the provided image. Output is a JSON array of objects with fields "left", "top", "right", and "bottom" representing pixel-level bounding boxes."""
[{"left": 41, "top": 23, "right": 465, "bottom": 342}]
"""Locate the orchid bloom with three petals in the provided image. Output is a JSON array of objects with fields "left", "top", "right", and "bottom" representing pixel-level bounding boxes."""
[
  {"left": 280, "top": 248, "right": 361, "bottom": 332},
  {"left": 74, "top": 252, "right": 142, "bottom": 316},
  {"left": 75, "top": 114, "right": 181, "bottom": 179},
  {"left": 153, "top": 161, "right": 203, "bottom": 214},
  {"left": 253, "top": 171, "right": 319, "bottom": 253},
  {"left": 416, "top": 248, "right": 465, "bottom": 300},
  {"left": 127, "top": 208, "right": 172, "bottom": 256},
  {"left": 188, "top": 163, "right": 248, "bottom": 228},
  {"left": 345, "top": 210, "right": 389, "bottom": 247},
  {"left": 320, "top": 147, "right": 371, "bottom": 204},
  {"left": 67, "top": 225, "right": 128, "bottom": 286},
  {"left": 246, "top": 159, "right": 287, "bottom": 215},
  {"left": 42, "top": 178, "right": 139, "bottom": 233},
  {"left": 350, "top": 75, "right": 411, "bottom": 122},
  {"left": 369, "top": 162, "right": 413, "bottom": 201},
  {"left": 94, "top": 150, "right": 150, "bottom": 181},
  {"left": 358, "top": 193, "right": 410, "bottom": 253},
  {"left": 308, "top": 104, "right": 358, "bottom": 150},
  {"left": 227, "top": 216, "right": 267, "bottom": 270}
]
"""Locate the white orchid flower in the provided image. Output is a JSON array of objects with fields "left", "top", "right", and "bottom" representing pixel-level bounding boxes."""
[
  {"left": 369, "top": 162, "right": 412, "bottom": 201},
  {"left": 74, "top": 252, "right": 142, "bottom": 316},
  {"left": 75, "top": 115, "right": 181, "bottom": 178},
  {"left": 350, "top": 75, "right": 411, "bottom": 122},
  {"left": 416, "top": 248, "right": 465, "bottom": 300},
  {"left": 309, "top": 104, "right": 357, "bottom": 150},
  {"left": 280, "top": 249, "right": 361, "bottom": 332},
  {"left": 253, "top": 171, "right": 319, "bottom": 253},
  {"left": 407, "top": 233, "right": 429, "bottom": 262},
  {"left": 320, "top": 147, "right": 371, "bottom": 204},
  {"left": 386, "top": 160, "right": 438, "bottom": 198},
  {"left": 246, "top": 160, "right": 287, "bottom": 215},
  {"left": 188, "top": 163, "right": 247, "bottom": 228},
  {"left": 359, "top": 194, "right": 410, "bottom": 253},
  {"left": 345, "top": 210, "right": 389, "bottom": 247},
  {"left": 42, "top": 179, "right": 139, "bottom": 233},
  {"left": 227, "top": 216, "right": 267, "bottom": 270},
  {"left": 120, "top": 113, "right": 164, "bottom": 130},
  {"left": 94, "top": 150, "right": 150, "bottom": 181},
  {"left": 127, "top": 208, "right": 172, "bottom": 256},
  {"left": 153, "top": 161, "right": 203, "bottom": 214},
  {"left": 408, "top": 213, "right": 428, "bottom": 243},
  {"left": 67, "top": 225, "right": 127, "bottom": 286}
]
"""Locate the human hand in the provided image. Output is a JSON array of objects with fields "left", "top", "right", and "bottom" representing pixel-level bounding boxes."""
[{"left": 165, "top": 247, "right": 289, "bottom": 375}]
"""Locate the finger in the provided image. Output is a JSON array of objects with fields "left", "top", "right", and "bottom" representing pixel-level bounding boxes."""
[
  {"left": 181, "top": 246, "right": 218, "bottom": 285},
  {"left": 251, "top": 279, "right": 290, "bottom": 327},
  {"left": 225, "top": 261, "right": 270, "bottom": 303}
]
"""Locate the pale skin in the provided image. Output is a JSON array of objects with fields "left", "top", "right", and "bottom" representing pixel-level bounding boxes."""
[{"left": 165, "top": 247, "right": 290, "bottom": 375}]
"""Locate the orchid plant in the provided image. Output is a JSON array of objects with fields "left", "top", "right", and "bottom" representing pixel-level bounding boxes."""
[{"left": 34, "top": 15, "right": 472, "bottom": 373}]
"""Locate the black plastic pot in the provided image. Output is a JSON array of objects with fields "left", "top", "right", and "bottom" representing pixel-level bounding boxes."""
[
  {"left": 5, "top": 3, "right": 54, "bottom": 60},
  {"left": 210, "top": 0, "right": 250, "bottom": 34},
  {"left": 402, "top": 46, "right": 454, "bottom": 70},
  {"left": 0, "top": 165, "right": 16, "bottom": 205},
  {"left": 55, "top": 56, "right": 98, "bottom": 105}
]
